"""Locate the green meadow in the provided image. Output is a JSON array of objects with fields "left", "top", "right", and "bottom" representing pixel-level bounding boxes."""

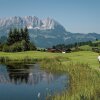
[
  {"left": 0, "top": 51, "right": 100, "bottom": 100},
  {"left": 0, "top": 51, "right": 99, "bottom": 68}
]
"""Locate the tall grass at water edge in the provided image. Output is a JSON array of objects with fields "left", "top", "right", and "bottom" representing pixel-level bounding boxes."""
[
  {"left": 40, "top": 57, "right": 100, "bottom": 100},
  {"left": 53, "top": 63, "right": 100, "bottom": 100}
]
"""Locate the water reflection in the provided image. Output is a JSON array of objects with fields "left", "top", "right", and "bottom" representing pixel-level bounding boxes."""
[
  {"left": 0, "top": 65, "right": 10, "bottom": 83},
  {"left": 0, "top": 64, "right": 57, "bottom": 85},
  {"left": 0, "top": 64, "right": 68, "bottom": 100}
]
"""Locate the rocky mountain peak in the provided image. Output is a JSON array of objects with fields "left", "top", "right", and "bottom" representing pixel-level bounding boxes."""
[{"left": 0, "top": 16, "right": 65, "bottom": 31}]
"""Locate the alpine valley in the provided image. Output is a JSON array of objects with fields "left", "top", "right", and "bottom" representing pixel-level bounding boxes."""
[{"left": 0, "top": 16, "right": 100, "bottom": 47}]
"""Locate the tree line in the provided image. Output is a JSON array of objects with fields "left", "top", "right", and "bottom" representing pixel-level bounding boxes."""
[
  {"left": 0, "top": 27, "right": 36, "bottom": 52},
  {"left": 52, "top": 41, "right": 93, "bottom": 50}
]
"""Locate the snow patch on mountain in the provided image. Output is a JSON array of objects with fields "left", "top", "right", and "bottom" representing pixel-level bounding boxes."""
[{"left": 27, "top": 25, "right": 33, "bottom": 29}]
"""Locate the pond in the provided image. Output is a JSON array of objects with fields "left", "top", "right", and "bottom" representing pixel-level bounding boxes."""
[{"left": 0, "top": 64, "right": 69, "bottom": 100}]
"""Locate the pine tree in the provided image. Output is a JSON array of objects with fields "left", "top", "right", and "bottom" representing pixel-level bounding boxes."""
[
  {"left": 7, "top": 28, "right": 14, "bottom": 45},
  {"left": 23, "top": 27, "right": 30, "bottom": 50},
  {"left": 20, "top": 28, "right": 24, "bottom": 41},
  {"left": 13, "top": 28, "right": 18, "bottom": 43},
  {"left": 23, "top": 26, "right": 30, "bottom": 43}
]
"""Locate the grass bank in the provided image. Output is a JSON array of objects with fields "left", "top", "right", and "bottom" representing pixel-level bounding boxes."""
[
  {"left": 0, "top": 51, "right": 100, "bottom": 99},
  {"left": 40, "top": 56, "right": 100, "bottom": 100},
  {"left": 50, "top": 62, "right": 100, "bottom": 100},
  {"left": 0, "top": 51, "right": 99, "bottom": 68}
]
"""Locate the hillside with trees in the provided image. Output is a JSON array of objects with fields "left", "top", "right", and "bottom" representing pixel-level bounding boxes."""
[
  {"left": 52, "top": 39, "right": 100, "bottom": 53},
  {"left": 52, "top": 41, "right": 92, "bottom": 50},
  {"left": 0, "top": 27, "right": 36, "bottom": 52}
]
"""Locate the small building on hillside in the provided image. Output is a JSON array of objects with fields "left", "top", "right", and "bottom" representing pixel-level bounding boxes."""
[
  {"left": 47, "top": 48, "right": 71, "bottom": 53},
  {"left": 65, "top": 48, "right": 72, "bottom": 53},
  {"left": 47, "top": 48, "right": 61, "bottom": 53}
]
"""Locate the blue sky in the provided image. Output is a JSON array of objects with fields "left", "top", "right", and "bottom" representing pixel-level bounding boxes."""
[{"left": 0, "top": 0, "right": 100, "bottom": 33}]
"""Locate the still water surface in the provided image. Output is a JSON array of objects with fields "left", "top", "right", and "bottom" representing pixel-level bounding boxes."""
[{"left": 0, "top": 64, "right": 69, "bottom": 100}]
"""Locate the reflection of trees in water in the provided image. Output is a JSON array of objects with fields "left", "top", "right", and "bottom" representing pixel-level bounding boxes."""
[
  {"left": 0, "top": 74, "right": 10, "bottom": 83},
  {"left": 0, "top": 64, "right": 54, "bottom": 85},
  {"left": 28, "top": 72, "right": 54, "bottom": 85},
  {"left": 7, "top": 64, "right": 29, "bottom": 84},
  {"left": 0, "top": 65, "right": 10, "bottom": 83},
  {"left": 9, "top": 73, "right": 29, "bottom": 84}
]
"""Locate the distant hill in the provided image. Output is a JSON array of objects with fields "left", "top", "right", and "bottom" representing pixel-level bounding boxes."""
[
  {"left": 79, "top": 45, "right": 92, "bottom": 51},
  {"left": 0, "top": 16, "right": 100, "bottom": 47}
]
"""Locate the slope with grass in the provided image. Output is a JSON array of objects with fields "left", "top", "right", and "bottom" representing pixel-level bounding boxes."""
[{"left": 79, "top": 45, "right": 92, "bottom": 51}]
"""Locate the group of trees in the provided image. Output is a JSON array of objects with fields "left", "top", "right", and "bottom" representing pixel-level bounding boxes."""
[
  {"left": 52, "top": 41, "right": 92, "bottom": 50},
  {"left": 90, "top": 42, "right": 100, "bottom": 47},
  {"left": 1, "top": 27, "right": 36, "bottom": 52}
]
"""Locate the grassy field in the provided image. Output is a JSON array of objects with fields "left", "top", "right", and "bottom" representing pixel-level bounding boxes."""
[
  {"left": 0, "top": 51, "right": 100, "bottom": 100},
  {"left": 0, "top": 51, "right": 99, "bottom": 68}
]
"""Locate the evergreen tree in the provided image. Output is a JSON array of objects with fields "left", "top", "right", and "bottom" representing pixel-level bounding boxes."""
[
  {"left": 23, "top": 27, "right": 30, "bottom": 43},
  {"left": 20, "top": 28, "right": 24, "bottom": 41},
  {"left": 23, "top": 27, "right": 30, "bottom": 50},
  {"left": 7, "top": 28, "right": 14, "bottom": 45}
]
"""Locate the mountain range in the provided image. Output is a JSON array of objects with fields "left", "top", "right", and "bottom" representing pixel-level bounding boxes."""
[{"left": 0, "top": 16, "right": 100, "bottom": 47}]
